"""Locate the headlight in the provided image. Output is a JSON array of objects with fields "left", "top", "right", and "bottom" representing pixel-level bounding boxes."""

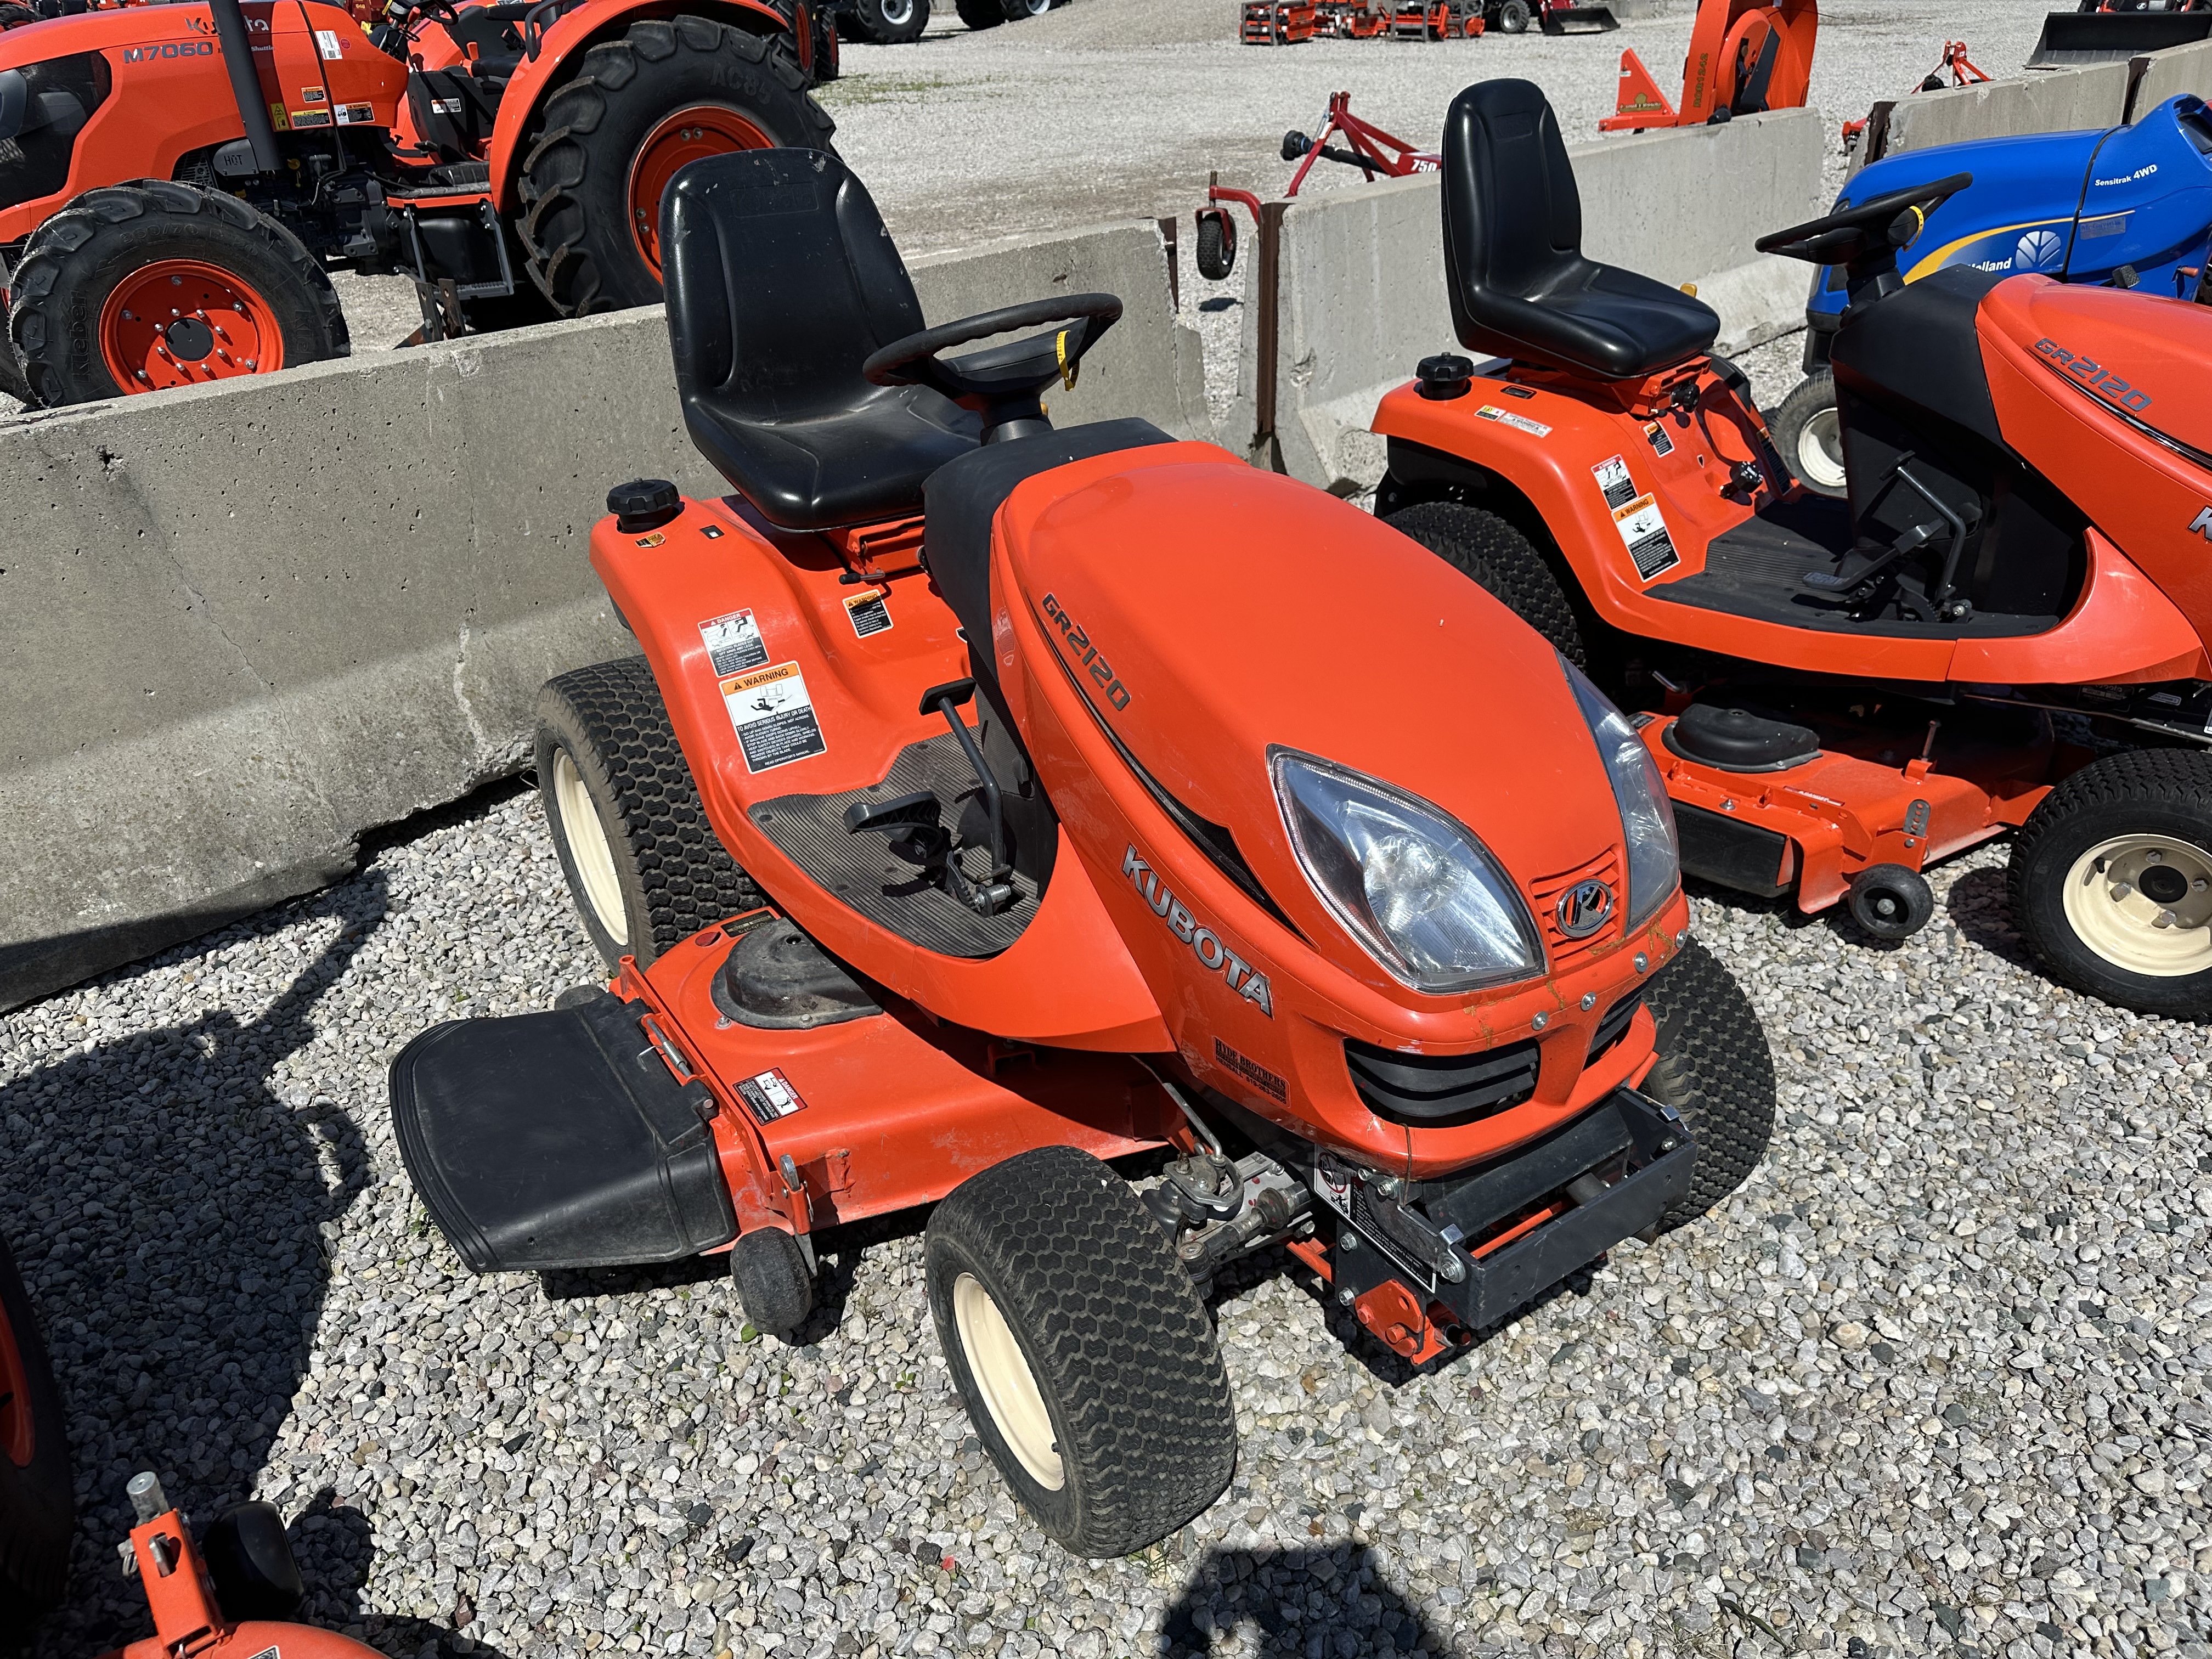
[
  {"left": 1561, "top": 658, "right": 1679, "bottom": 928},
  {"left": 1270, "top": 748, "right": 1542, "bottom": 993}
]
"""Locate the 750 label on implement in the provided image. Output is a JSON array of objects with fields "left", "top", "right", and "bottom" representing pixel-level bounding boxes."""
[{"left": 721, "top": 662, "right": 826, "bottom": 772}]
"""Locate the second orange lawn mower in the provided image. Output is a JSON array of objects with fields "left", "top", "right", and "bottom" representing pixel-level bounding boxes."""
[
  {"left": 1375, "top": 80, "right": 2212, "bottom": 1019},
  {"left": 386, "top": 148, "right": 1776, "bottom": 1555}
]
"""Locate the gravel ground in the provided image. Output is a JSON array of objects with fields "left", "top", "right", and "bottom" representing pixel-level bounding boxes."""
[{"left": 10, "top": 778, "right": 2212, "bottom": 1659}]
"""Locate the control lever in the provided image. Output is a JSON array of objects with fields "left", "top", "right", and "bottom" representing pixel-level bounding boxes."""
[{"left": 928, "top": 680, "right": 1017, "bottom": 915}]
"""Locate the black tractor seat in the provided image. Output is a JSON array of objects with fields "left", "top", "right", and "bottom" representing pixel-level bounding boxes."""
[
  {"left": 662, "top": 150, "right": 981, "bottom": 532},
  {"left": 1443, "top": 80, "right": 1720, "bottom": 379},
  {"left": 923, "top": 418, "right": 1177, "bottom": 657}
]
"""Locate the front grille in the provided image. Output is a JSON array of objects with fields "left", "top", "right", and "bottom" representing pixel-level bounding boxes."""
[
  {"left": 1588, "top": 993, "right": 1641, "bottom": 1060},
  {"left": 1345, "top": 1037, "right": 1540, "bottom": 1129},
  {"left": 1529, "top": 849, "right": 1624, "bottom": 970}
]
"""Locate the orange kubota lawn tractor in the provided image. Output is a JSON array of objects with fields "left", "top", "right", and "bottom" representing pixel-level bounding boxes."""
[
  {"left": 0, "top": 0, "right": 833, "bottom": 405},
  {"left": 387, "top": 145, "right": 1778, "bottom": 1556},
  {"left": 1376, "top": 81, "right": 2212, "bottom": 1019}
]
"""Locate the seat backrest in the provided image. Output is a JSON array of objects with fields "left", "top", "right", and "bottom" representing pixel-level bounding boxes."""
[
  {"left": 1442, "top": 79, "right": 1585, "bottom": 344},
  {"left": 662, "top": 149, "right": 926, "bottom": 428}
]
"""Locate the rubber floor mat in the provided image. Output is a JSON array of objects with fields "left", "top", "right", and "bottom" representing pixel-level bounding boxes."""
[{"left": 749, "top": 731, "right": 1040, "bottom": 958}]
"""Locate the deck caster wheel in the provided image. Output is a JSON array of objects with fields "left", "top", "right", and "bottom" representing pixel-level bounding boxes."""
[
  {"left": 925, "top": 1146, "right": 1236, "bottom": 1557},
  {"left": 1194, "top": 207, "right": 1236, "bottom": 281},
  {"left": 1638, "top": 939, "right": 1776, "bottom": 1231},
  {"left": 200, "top": 1501, "right": 306, "bottom": 1622},
  {"left": 2010, "top": 749, "right": 2212, "bottom": 1018},
  {"left": 1846, "top": 863, "right": 1934, "bottom": 940},
  {"left": 732, "top": 1227, "right": 814, "bottom": 1339}
]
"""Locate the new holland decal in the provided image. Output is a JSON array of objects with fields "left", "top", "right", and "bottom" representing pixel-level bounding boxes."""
[{"left": 1123, "top": 847, "right": 1272, "bottom": 1015}]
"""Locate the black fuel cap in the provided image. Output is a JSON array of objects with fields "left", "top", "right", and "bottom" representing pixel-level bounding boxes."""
[
  {"left": 608, "top": 478, "right": 682, "bottom": 534},
  {"left": 1415, "top": 353, "right": 1474, "bottom": 400}
]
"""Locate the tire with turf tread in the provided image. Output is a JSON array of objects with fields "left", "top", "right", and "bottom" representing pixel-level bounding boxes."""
[
  {"left": 1770, "top": 370, "right": 1845, "bottom": 498},
  {"left": 2007, "top": 748, "right": 2212, "bottom": 1019},
  {"left": 1386, "top": 498, "right": 1589, "bottom": 669},
  {"left": 1639, "top": 938, "right": 1775, "bottom": 1231},
  {"left": 843, "top": 0, "right": 928, "bottom": 40},
  {"left": 955, "top": 0, "right": 1003, "bottom": 26},
  {"left": 0, "top": 1232, "right": 73, "bottom": 1630},
  {"left": 537, "top": 656, "right": 763, "bottom": 969},
  {"left": 8, "top": 180, "right": 346, "bottom": 407},
  {"left": 926, "top": 1146, "right": 1236, "bottom": 1557},
  {"left": 517, "top": 19, "right": 835, "bottom": 317}
]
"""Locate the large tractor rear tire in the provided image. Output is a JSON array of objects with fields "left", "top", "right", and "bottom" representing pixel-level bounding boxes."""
[
  {"left": 0, "top": 1233, "right": 74, "bottom": 1631},
  {"left": 9, "top": 181, "right": 346, "bottom": 407},
  {"left": 955, "top": 0, "right": 1004, "bottom": 27},
  {"left": 536, "top": 656, "right": 764, "bottom": 969},
  {"left": 518, "top": 18, "right": 836, "bottom": 318},
  {"left": 843, "top": 0, "right": 930, "bottom": 42}
]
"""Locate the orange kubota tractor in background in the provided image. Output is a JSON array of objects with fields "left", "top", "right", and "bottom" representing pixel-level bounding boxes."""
[
  {"left": 1600, "top": 0, "right": 1814, "bottom": 133},
  {"left": 0, "top": 0, "right": 834, "bottom": 405}
]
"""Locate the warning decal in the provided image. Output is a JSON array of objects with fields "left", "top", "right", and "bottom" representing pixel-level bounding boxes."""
[
  {"left": 843, "top": 589, "right": 892, "bottom": 639},
  {"left": 735, "top": 1068, "right": 806, "bottom": 1126},
  {"left": 721, "top": 662, "right": 827, "bottom": 772},
  {"left": 1592, "top": 454, "right": 1638, "bottom": 510},
  {"left": 1644, "top": 420, "right": 1675, "bottom": 456},
  {"left": 1612, "top": 493, "right": 1680, "bottom": 580},
  {"left": 1475, "top": 404, "right": 1551, "bottom": 438},
  {"left": 698, "top": 608, "right": 767, "bottom": 676}
]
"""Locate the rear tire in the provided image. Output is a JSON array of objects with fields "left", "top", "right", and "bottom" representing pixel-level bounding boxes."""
[
  {"left": 9, "top": 181, "right": 346, "bottom": 407},
  {"left": 1385, "top": 498, "right": 1589, "bottom": 669},
  {"left": 925, "top": 1146, "right": 1236, "bottom": 1558},
  {"left": 1496, "top": 0, "right": 1531, "bottom": 29},
  {"left": 1770, "top": 370, "right": 1845, "bottom": 498},
  {"left": 0, "top": 1233, "right": 73, "bottom": 1630},
  {"left": 518, "top": 18, "right": 836, "bottom": 317},
  {"left": 843, "top": 0, "right": 928, "bottom": 42},
  {"left": 1001, "top": 0, "right": 1051, "bottom": 16},
  {"left": 536, "top": 657, "right": 763, "bottom": 969},
  {"left": 955, "top": 0, "right": 1003, "bottom": 25},
  {"left": 1639, "top": 939, "right": 1775, "bottom": 1231},
  {"left": 2008, "top": 749, "right": 2212, "bottom": 1019}
]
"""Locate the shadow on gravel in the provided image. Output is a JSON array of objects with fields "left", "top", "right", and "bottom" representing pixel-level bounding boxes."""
[
  {"left": 8, "top": 877, "right": 386, "bottom": 1658},
  {"left": 290, "top": 1487, "right": 516, "bottom": 1659},
  {"left": 1158, "top": 1544, "right": 1440, "bottom": 1657},
  {"left": 1942, "top": 864, "right": 2035, "bottom": 970}
]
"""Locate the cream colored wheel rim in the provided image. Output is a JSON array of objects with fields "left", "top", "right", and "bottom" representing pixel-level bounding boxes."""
[
  {"left": 552, "top": 748, "right": 628, "bottom": 947},
  {"left": 1797, "top": 403, "right": 1846, "bottom": 491},
  {"left": 2061, "top": 832, "right": 2212, "bottom": 978},
  {"left": 953, "top": 1273, "right": 1063, "bottom": 1491}
]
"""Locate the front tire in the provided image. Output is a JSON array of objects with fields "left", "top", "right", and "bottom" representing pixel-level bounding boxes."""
[
  {"left": 1639, "top": 938, "right": 1775, "bottom": 1230},
  {"left": 1770, "top": 370, "right": 1846, "bottom": 498},
  {"left": 1001, "top": 0, "right": 1052, "bottom": 16},
  {"left": 0, "top": 1233, "right": 74, "bottom": 1630},
  {"left": 2009, "top": 749, "right": 2212, "bottom": 1019},
  {"left": 926, "top": 1146, "right": 1236, "bottom": 1558},
  {"left": 536, "top": 657, "right": 763, "bottom": 969},
  {"left": 843, "top": 0, "right": 929, "bottom": 42},
  {"left": 518, "top": 19, "right": 836, "bottom": 317},
  {"left": 9, "top": 181, "right": 346, "bottom": 407},
  {"left": 1386, "top": 498, "right": 1589, "bottom": 669},
  {"left": 1496, "top": 0, "right": 1532, "bottom": 29}
]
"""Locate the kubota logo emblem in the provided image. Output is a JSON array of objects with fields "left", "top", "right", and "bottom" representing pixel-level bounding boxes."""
[
  {"left": 1555, "top": 879, "right": 1614, "bottom": 939},
  {"left": 1122, "top": 846, "right": 1273, "bottom": 1017},
  {"left": 2192, "top": 507, "right": 2212, "bottom": 541}
]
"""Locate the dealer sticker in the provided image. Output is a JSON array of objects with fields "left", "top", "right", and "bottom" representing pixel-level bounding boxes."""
[
  {"left": 735, "top": 1068, "right": 806, "bottom": 1125},
  {"left": 1592, "top": 454, "right": 1639, "bottom": 509},
  {"left": 1612, "top": 493, "right": 1680, "bottom": 579},
  {"left": 314, "top": 26, "right": 343, "bottom": 55},
  {"left": 698, "top": 608, "right": 766, "bottom": 675},
  {"left": 843, "top": 588, "right": 892, "bottom": 639},
  {"left": 1475, "top": 404, "right": 1551, "bottom": 438},
  {"left": 721, "top": 662, "right": 827, "bottom": 772}
]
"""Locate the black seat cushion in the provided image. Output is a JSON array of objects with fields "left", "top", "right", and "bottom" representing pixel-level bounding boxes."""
[
  {"left": 662, "top": 150, "right": 980, "bottom": 531},
  {"left": 923, "top": 419, "right": 1177, "bottom": 656},
  {"left": 1443, "top": 80, "right": 1721, "bottom": 379}
]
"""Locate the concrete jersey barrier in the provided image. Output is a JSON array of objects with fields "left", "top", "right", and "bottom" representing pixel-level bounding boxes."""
[
  {"left": 1231, "top": 107, "right": 1826, "bottom": 493},
  {"left": 1861, "top": 39, "right": 2212, "bottom": 165},
  {"left": 0, "top": 218, "right": 1205, "bottom": 1012}
]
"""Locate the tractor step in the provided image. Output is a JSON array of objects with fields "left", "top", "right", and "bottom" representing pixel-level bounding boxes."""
[{"left": 389, "top": 990, "right": 737, "bottom": 1273}]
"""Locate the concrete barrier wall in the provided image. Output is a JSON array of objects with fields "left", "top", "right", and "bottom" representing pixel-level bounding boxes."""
[
  {"left": 1232, "top": 106, "right": 1826, "bottom": 492},
  {"left": 0, "top": 218, "right": 1204, "bottom": 1011},
  {"left": 1875, "top": 61, "right": 2131, "bottom": 160},
  {"left": 2128, "top": 39, "right": 2212, "bottom": 117}
]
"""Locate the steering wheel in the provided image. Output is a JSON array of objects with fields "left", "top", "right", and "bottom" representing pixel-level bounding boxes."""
[
  {"left": 1756, "top": 171, "right": 1974, "bottom": 268},
  {"left": 864, "top": 294, "right": 1122, "bottom": 407}
]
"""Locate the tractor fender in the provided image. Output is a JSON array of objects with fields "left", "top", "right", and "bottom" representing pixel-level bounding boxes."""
[
  {"left": 1951, "top": 529, "right": 2208, "bottom": 686},
  {"left": 483, "top": 0, "right": 799, "bottom": 216}
]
